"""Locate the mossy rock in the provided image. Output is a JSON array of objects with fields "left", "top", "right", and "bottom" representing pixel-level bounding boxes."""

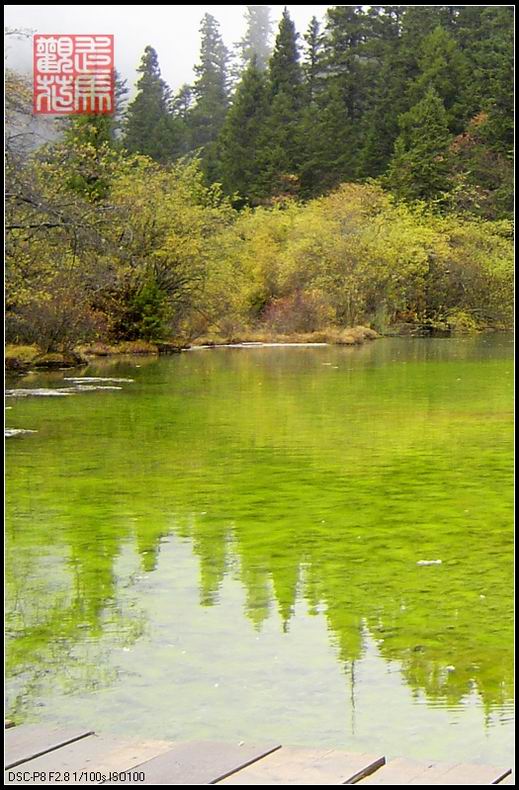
[
  {"left": 5, "top": 356, "right": 29, "bottom": 371},
  {"left": 155, "top": 341, "right": 189, "bottom": 354},
  {"left": 33, "top": 351, "right": 88, "bottom": 369},
  {"left": 446, "top": 310, "right": 481, "bottom": 334}
]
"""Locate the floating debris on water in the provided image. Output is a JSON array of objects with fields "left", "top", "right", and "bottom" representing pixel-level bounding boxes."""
[
  {"left": 6, "top": 382, "right": 128, "bottom": 398},
  {"left": 5, "top": 428, "right": 37, "bottom": 438},
  {"left": 70, "top": 385, "right": 123, "bottom": 391},
  {"left": 64, "top": 377, "right": 134, "bottom": 383},
  {"left": 416, "top": 559, "right": 443, "bottom": 566},
  {"left": 5, "top": 388, "right": 73, "bottom": 398},
  {"left": 187, "top": 342, "right": 328, "bottom": 350}
]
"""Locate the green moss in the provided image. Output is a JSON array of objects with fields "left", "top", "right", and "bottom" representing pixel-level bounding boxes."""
[
  {"left": 447, "top": 309, "right": 481, "bottom": 334},
  {"left": 5, "top": 335, "right": 513, "bottom": 763},
  {"left": 5, "top": 345, "right": 39, "bottom": 365}
]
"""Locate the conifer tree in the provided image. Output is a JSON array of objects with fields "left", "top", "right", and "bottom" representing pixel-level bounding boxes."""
[
  {"left": 410, "top": 26, "right": 470, "bottom": 133},
  {"left": 257, "top": 8, "right": 303, "bottom": 199},
  {"left": 269, "top": 8, "right": 301, "bottom": 99},
  {"left": 387, "top": 87, "right": 453, "bottom": 202},
  {"left": 190, "top": 14, "right": 230, "bottom": 150},
  {"left": 171, "top": 84, "right": 194, "bottom": 155},
  {"left": 167, "top": 3, "right": 513, "bottom": 217},
  {"left": 454, "top": 6, "right": 513, "bottom": 155},
  {"left": 302, "top": 16, "right": 322, "bottom": 104},
  {"left": 218, "top": 57, "right": 269, "bottom": 203},
  {"left": 308, "top": 5, "right": 381, "bottom": 187},
  {"left": 238, "top": 6, "right": 273, "bottom": 71},
  {"left": 356, "top": 7, "right": 407, "bottom": 178},
  {"left": 357, "top": 51, "right": 408, "bottom": 178},
  {"left": 124, "top": 46, "right": 181, "bottom": 163},
  {"left": 298, "top": 17, "right": 325, "bottom": 196},
  {"left": 172, "top": 84, "right": 194, "bottom": 122}
]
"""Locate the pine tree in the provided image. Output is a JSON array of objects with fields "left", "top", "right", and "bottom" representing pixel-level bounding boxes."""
[
  {"left": 190, "top": 14, "right": 230, "bottom": 150},
  {"left": 359, "top": 6, "right": 469, "bottom": 179},
  {"left": 176, "top": 4, "right": 512, "bottom": 217},
  {"left": 238, "top": 6, "right": 273, "bottom": 71},
  {"left": 454, "top": 6, "right": 513, "bottom": 155},
  {"left": 298, "top": 17, "right": 325, "bottom": 196},
  {"left": 217, "top": 57, "right": 269, "bottom": 203},
  {"left": 357, "top": 8, "right": 407, "bottom": 178},
  {"left": 256, "top": 8, "right": 303, "bottom": 199},
  {"left": 112, "top": 70, "right": 130, "bottom": 139},
  {"left": 269, "top": 8, "right": 301, "bottom": 98},
  {"left": 302, "top": 16, "right": 322, "bottom": 103},
  {"left": 357, "top": 50, "right": 408, "bottom": 178},
  {"left": 308, "top": 5, "right": 382, "bottom": 187},
  {"left": 399, "top": 5, "right": 454, "bottom": 55},
  {"left": 387, "top": 87, "right": 453, "bottom": 202},
  {"left": 124, "top": 46, "right": 181, "bottom": 163},
  {"left": 410, "top": 26, "right": 470, "bottom": 133},
  {"left": 171, "top": 83, "right": 194, "bottom": 155},
  {"left": 322, "top": 7, "right": 375, "bottom": 124},
  {"left": 172, "top": 84, "right": 194, "bottom": 121}
]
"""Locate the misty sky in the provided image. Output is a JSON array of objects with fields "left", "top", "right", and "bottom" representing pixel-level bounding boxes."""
[{"left": 5, "top": 5, "right": 331, "bottom": 94}]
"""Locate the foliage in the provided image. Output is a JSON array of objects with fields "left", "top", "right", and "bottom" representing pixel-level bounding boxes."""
[
  {"left": 125, "top": 46, "right": 184, "bottom": 163},
  {"left": 253, "top": 8, "right": 302, "bottom": 201},
  {"left": 206, "top": 182, "right": 513, "bottom": 335},
  {"left": 217, "top": 58, "right": 268, "bottom": 204},
  {"left": 189, "top": 12, "right": 230, "bottom": 176},
  {"left": 386, "top": 87, "right": 453, "bottom": 203},
  {"left": 4, "top": 6, "right": 514, "bottom": 354},
  {"left": 106, "top": 6, "right": 513, "bottom": 216},
  {"left": 237, "top": 6, "right": 273, "bottom": 71},
  {"left": 97, "top": 156, "right": 235, "bottom": 339}
]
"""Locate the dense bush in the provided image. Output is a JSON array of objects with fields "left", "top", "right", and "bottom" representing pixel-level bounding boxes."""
[
  {"left": 216, "top": 182, "right": 513, "bottom": 335},
  {"left": 5, "top": 117, "right": 513, "bottom": 352},
  {"left": 262, "top": 290, "right": 333, "bottom": 333}
]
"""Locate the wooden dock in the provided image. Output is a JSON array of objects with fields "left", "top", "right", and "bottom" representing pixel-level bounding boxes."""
[{"left": 4, "top": 724, "right": 513, "bottom": 785}]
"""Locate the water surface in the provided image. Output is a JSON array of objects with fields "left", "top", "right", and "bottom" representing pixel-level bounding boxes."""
[{"left": 5, "top": 335, "right": 514, "bottom": 763}]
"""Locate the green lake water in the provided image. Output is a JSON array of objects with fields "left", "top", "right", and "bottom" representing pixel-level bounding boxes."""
[{"left": 5, "top": 335, "right": 514, "bottom": 763}]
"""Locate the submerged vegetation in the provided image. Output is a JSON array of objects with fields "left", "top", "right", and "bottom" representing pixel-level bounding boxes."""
[
  {"left": 5, "top": 337, "right": 514, "bottom": 753},
  {"left": 5, "top": 5, "right": 514, "bottom": 357}
]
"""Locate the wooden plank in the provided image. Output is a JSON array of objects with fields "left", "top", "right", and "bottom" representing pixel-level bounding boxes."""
[
  {"left": 357, "top": 757, "right": 512, "bottom": 786},
  {"left": 218, "top": 747, "right": 385, "bottom": 785},
  {"left": 355, "top": 757, "right": 438, "bottom": 785},
  {"left": 4, "top": 722, "right": 15, "bottom": 730},
  {"left": 4, "top": 724, "right": 94, "bottom": 769},
  {"left": 432, "top": 763, "right": 512, "bottom": 785},
  {"left": 5, "top": 734, "right": 172, "bottom": 785},
  {"left": 406, "top": 762, "right": 511, "bottom": 785},
  {"left": 103, "top": 740, "right": 281, "bottom": 785}
]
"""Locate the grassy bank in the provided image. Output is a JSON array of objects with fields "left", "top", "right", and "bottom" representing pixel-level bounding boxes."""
[
  {"left": 190, "top": 325, "right": 379, "bottom": 347},
  {"left": 5, "top": 327, "right": 381, "bottom": 371},
  {"left": 8, "top": 320, "right": 509, "bottom": 371},
  {"left": 5, "top": 345, "right": 87, "bottom": 372}
]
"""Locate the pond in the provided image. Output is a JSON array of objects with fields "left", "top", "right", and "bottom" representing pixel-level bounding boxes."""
[{"left": 5, "top": 334, "right": 514, "bottom": 764}]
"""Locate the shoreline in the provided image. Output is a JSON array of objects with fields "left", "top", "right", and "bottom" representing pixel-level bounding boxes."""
[
  {"left": 5, "top": 324, "right": 510, "bottom": 372},
  {"left": 4, "top": 327, "right": 379, "bottom": 371}
]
